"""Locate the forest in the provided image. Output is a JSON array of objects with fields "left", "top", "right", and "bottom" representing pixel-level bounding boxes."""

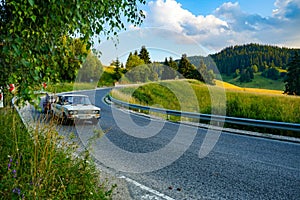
[{"left": 186, "top": 43, "right": 300, "bottom": 83}]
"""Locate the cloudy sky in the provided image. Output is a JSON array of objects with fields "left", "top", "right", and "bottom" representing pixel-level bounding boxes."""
[{"left": 97, "top": 0, "right": 300, "bottom": 65}]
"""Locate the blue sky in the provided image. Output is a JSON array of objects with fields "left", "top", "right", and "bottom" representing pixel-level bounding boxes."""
[{"left": 97, "top": 0, "right": 300, "bottom": 65}]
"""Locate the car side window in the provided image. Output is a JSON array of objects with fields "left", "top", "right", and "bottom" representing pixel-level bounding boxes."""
[{"left": 57, "top": 96, "right": 63, "bottom": 105}]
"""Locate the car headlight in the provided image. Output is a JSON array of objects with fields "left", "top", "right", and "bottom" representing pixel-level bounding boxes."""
[
  {"left": 68, "top": 110, "right": 78, "bottom": 115},
  {"left": 93, "top": 110, "right": 100, "bottom": 114}
]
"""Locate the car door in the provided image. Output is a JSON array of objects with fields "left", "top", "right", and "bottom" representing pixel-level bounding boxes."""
[{"left": 53, "top": 96, "right": 63, "bottom": 117}]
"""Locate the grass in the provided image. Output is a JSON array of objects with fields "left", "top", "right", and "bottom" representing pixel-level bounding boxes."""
[
  {"left": 0, "top": 87, "right": 115, "bottom": 199},
  {"left": 221, "top": 73, "right": 286, "bottom": 91},
  {"left": 111, "top": 79, "right": 300, "bottom": 136}
]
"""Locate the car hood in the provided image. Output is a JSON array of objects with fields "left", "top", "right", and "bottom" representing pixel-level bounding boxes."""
[{"left": 64, "top": 104, "right": 100, "bottom": 111}]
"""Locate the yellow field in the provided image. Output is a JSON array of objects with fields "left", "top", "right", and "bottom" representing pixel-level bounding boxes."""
[{"left": 215, "top": 80, "right": 284, "bottom": 95}]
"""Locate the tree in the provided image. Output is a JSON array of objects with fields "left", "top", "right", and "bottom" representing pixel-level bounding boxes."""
[
  {"left": 239, "top": 67, "right": 254, "bottom": 82},
  {"left": 125, "top": 65, "right": 150, "bottom": 83},
  {"left": 0, "top": 0, "right": 145, "bottom": 103},
  {"left": 77, "top": 52, "right": 103, "bottom": 82},
  {"left": 113, "top": 58, "right": 122, "bottom": 81},
  {"left": 161, "top": 57, "right": 177, "bottom": 80},
  {"left": 125, "top": 53, "right": 145, "bottom": 70},
  {"left": 251, "top": 65, "right": 259, "bottom": 73},
  {"left": 262, "top": 67, "right": 280, "bottom": 80},
  {"left": 178, "top": 54, "right": 196, "bottom": 79},
  {"left": 138, "top": 46, "right": 151, "bottom": 64},
  {"left": 284, "top": 52, "right": 300, "bottom": 95},
  {"left": 199, "top": 60, "right": 215, "bottom": 85}
]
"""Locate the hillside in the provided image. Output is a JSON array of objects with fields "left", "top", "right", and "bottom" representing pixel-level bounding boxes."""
[{"left": 182, "top": 43, "right": 300, "bottom": 90}]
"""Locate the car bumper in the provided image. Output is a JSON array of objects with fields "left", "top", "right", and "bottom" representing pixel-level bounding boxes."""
[{"left": 67, "top": 114, "right": 101, "bottom": 120}]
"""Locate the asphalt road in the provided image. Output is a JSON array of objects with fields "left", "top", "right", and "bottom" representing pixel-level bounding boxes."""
[{"left": 59, "top": 88, "right": 300, "bottom": 199}]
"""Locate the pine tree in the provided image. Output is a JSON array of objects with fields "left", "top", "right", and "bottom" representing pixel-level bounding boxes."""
[
  {"left": 178, "top": 54, "right": 196, "bottom": 78},
  {"left": 284, "top": 52, "right": 300, "bottom": 95},
  {"left": 138, "top": 46, "right": 151, "bottom": 64}
]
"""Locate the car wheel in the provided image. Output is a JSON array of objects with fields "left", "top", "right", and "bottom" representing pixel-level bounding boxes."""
[{"left": 62, "top": 113, "right": 70, "bottom": 125}]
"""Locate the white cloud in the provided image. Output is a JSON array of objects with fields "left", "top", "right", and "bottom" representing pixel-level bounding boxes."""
[{"left": 147, "top": 0, "right": 228, "bottom": 38}]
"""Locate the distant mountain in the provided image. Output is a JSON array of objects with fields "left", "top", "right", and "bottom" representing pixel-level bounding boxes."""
[{"left": 184, "top": 43, "right": 300, "bottom": 76}]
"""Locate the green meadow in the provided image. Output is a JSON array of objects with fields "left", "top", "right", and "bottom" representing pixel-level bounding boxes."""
[{"left": 111, "top": 79, "right": 300, "bottom": 136}]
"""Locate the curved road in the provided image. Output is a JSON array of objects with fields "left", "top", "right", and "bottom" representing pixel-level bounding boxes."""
[{"left": 62, "top": 88, "right": 300, "bottom": 199}]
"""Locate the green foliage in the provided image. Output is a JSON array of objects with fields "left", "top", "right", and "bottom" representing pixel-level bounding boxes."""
[
  {"left": 198, "top": 60, "right": 216, "bottom": 85},
  {"left": 125, "top": 64, "right": 151, "bottom": 82},
  {"left": 98, "top": 67, "right": 118, "bottom": 87},
  {"left": 178, "top": 54, "right": 197, "bottom": 79},
  {"left": 77, "top": 52, "right": 103, "bottom": 82},
  {"left": 0, "top": 108, "right": 114, "bottom": 199},
  {"left": 239, "top": 67, "right": 254, "bottom": 82},
  {"left": 125, "top": 53, "right": 145, "bottom": 70},
  {"left": 284, "top": 52, "right": 300, "bottom": 95},
  {"left": 262, "top": 67, "right": 280, "bottom": 80},
  {"left": 0, "top": 0, "right": 145, "bottom": 103},
  {"left": 251, "top": 65, "right": 259, "bottom": 73},
  {"left": 138, "top": 46, "right": 151, "bottom": 64},
  {"left": 161, "top": 57, "right": 178, "bottom": 80}
]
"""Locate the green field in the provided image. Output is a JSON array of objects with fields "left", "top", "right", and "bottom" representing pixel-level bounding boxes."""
[
  {"left": 111, "top": 79, "right": 300, "bottom": 136},
  {"left": 221, "top": 73, "right": 286, "bottom": 91}
]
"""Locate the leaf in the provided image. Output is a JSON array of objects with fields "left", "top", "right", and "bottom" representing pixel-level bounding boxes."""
[
  {"left": 28, "top": 0, "right": 34, "bottom": 7},
  {"left": 31, "top": 15, "right": 36, "bottom": 22}
]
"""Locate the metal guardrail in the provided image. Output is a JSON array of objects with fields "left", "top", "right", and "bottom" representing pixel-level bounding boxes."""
[{"left": 108, "top": 95, "right": 300, "bottom": 132}]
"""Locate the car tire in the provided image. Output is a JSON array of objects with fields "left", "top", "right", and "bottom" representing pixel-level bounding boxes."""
[{"left": 62, "top": 113, "right": 70, "bottom": 125}]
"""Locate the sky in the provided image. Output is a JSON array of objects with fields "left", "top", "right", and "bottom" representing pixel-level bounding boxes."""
[{"left": 97, "top": 0, "right": 300, "bottom": 65}]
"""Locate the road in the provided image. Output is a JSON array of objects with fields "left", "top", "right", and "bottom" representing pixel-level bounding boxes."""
[{"left": 58, "top": 88, "right": 300, "bottom": 199}]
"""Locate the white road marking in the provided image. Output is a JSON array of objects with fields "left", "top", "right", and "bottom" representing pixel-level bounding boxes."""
[{"left": 119, "top": 176, "right": 175, "bottom": 200}]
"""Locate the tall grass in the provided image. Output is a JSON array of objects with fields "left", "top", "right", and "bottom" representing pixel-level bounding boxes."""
[
  {"left": 0, "top": 107, "right": 114, "bottom": 199},
  {"left": 111, "top": 79, "right": 300, "bottom": 136}
]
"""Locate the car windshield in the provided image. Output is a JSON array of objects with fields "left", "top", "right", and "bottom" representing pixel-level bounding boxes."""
[{"left": 65, "top": 96, "right": 91, "bottom": 105}]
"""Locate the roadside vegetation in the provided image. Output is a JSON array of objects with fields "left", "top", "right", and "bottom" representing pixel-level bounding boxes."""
[
  {"left": 0, "top": 82, "right": 116, "bottom": 199},
  {"left": 0, "top": 106, "right": 115, "bottom": 199},
  {"left": 111, "top": 79, "right": 300, "bottom": 137}
]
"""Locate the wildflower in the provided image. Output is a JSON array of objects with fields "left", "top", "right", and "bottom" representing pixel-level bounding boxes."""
[
  {"left": 12, "top": 188, "right": 21, "bottom": 195},
  {"left": 8, "top": 158, "right": 13, "bottom": 170},
  {"left": 12, "top": 169, "right": 17, "bottom": 178}
]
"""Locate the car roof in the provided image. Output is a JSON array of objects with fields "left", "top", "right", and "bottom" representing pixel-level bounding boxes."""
[{"left": 58, "top": 94, "right": 88, "bottom": 97}]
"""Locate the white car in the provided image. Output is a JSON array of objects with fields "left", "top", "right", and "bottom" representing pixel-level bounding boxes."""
[{"left": 51, "top": 94, "right": 101, "bottom": 124}]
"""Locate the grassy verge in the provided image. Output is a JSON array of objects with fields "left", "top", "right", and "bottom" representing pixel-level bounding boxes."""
[
  {"left": 111, "top": 79, "right": 300, "bottom": 137},
  {"left": 0, "top": 96, "right": 115, "bottom": 199}
]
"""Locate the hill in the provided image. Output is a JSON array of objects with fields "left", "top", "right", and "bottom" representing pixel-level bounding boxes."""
[
  {"left": 210, "top": 43, "right": 300, "bottom": 75},
  {"left": 182, "top": 43, "right": 300, "bottom": 89}
]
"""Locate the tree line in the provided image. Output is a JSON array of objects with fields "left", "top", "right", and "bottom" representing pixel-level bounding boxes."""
[{"left": 108, "top": 46, "right": 215, "bottom": 85}]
